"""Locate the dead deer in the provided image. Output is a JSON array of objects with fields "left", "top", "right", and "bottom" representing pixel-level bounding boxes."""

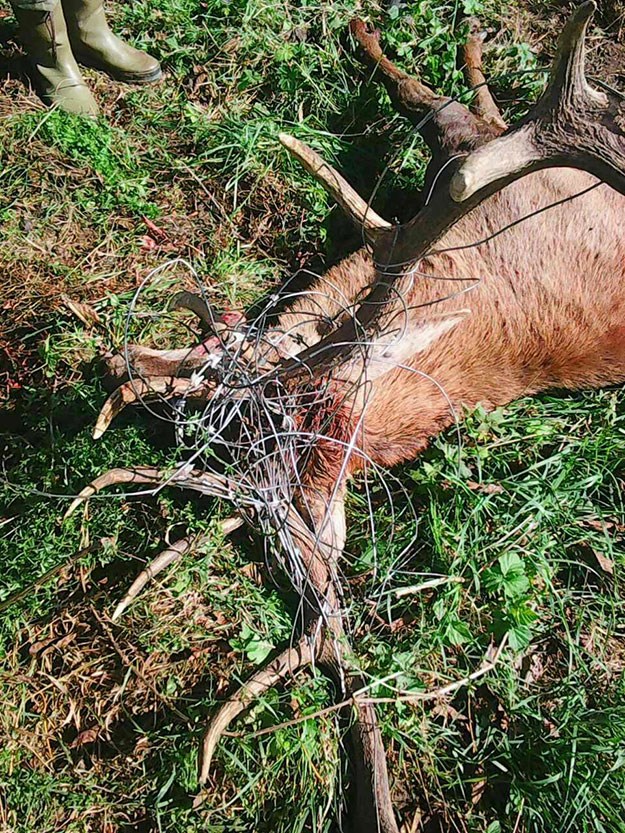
[{"left": 66, "top": 4, "right": 625, "bottom": 831}]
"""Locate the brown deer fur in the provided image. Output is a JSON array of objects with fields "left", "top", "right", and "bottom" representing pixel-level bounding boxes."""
[{"left": 283, "top": 168, "right": 625, "bottom": 499}]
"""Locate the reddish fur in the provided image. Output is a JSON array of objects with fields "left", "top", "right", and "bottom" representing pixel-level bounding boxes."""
[
  {"left": 277, "top": 168, "right": 625, "bottom": 485},
  {"left": 294, "top": 385, "right": 359, "bottom": 498}
]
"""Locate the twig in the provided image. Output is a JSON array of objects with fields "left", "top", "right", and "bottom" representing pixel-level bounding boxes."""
[
  {"left": 90, "top": 606, "right": 191, "bottom": 725},
  {"left": 224, "top": 635, "right": 508, "bottom": 740},
  {"left": 395, "top": 576, "right": 464, "bottom": 597}
]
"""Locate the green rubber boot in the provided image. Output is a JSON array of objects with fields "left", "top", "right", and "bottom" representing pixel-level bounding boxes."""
[
  {"left": 62, "top": 0, "right": 161, "bottom": 83},
  {"left": 12, "top": 3, "right": 99, "bottom": 116}
]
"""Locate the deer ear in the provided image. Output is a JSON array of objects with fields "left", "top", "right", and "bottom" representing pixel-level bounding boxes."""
[{"left": 338, "top": 311, "right": 469, "bottom": 384}]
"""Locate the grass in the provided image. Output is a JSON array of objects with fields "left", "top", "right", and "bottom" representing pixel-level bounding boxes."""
[{"left": 1, "top": 0, "right": 624, "bottom": 831}]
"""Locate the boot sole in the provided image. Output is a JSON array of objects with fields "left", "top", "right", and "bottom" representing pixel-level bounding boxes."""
[{"left": 75, "top": 55, "right": 162, "bottom": 84}]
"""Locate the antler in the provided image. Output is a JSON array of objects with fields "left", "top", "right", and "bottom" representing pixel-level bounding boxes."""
[
  {"left": 349, "top": 18, "right": 503, "bottom": 154},
  {"left": 449, "top": 3, "right": 615, "bottom": 201},
  {"left": 277, "top": 2, "right": 625, "bottom": 385},
  {"left": 279, "top": 133, "right": 391, "bottom": 237}
]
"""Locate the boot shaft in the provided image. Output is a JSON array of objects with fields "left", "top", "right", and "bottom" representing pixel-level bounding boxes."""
[
  {"left": 60, "top": 0, "right": 161, "bottom": 83},
  {"left": 12, "top": 2, "right": 71, "bottom": 65}
]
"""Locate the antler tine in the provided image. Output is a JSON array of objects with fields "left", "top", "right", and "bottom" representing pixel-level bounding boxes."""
[
  {"left": 350, "top": 17, "right": 492, "bottom": 155},
  {"left": 93, "top": 376, "right": 217, "bottom": 439},
  {"left": 547, "top": 0, "right": 601, "bottom": 106},
  {"left": 279, "top": 132, "right": 391, "bottom": 241},
  {"left": 463, "top": 18, "right": 507, "bottom": 132}
]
